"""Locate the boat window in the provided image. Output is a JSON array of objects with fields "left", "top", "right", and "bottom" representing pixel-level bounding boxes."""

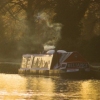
[
  {"left": 26, "top": 58, "right": 31, "bottom": 68},
  {"left": 67, "top": 63, "right": 71, "bottom": 68},
  {"left": 21, "top": 57, "right": 28, "bottom": 68},
  {"left": 61, "top": 64, "right": 67, "bottom": 67}
]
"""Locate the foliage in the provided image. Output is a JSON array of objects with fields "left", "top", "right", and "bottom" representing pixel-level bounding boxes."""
[
  {"left": 0, "top": 0, "right": 61, "bottom": 55},
  {"left": 78, "top": 36, "right": 100, "bottom": 62},
  {"left": 0, "top": 0, "right": 100, "bottom": 62},
  {"left": 55, "top": 0, "right": 100, "bottom": 62}
]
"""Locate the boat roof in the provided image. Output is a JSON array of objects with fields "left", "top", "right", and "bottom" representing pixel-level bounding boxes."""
[
  {"left": 23, "top": 53, "right": 53, "bottom": 58},
  {"left": 46, "top": 50, "right": 67, "bottom": 54}
]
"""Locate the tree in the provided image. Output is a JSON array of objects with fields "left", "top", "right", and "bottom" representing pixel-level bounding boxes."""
[
  {"left": 0, "top": 0, "right": 100, "bottom": 62},
  {"left": 82, "top": 1, "right": 100, "bottom": 39},
  {"left": 54, "top": 0, "right": 91, "bottom": 38},
  {"left": 0, "top": 0, "right": 60, "bottom": 54},
  {"left": 53, "top": 0, "right": 91, "bottom": 51}
]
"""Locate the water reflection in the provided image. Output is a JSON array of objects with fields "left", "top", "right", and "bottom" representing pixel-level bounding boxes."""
[
  {"left": 81, "top": 80, "right": 100, "bottom": 100},
  {"left": 0, "top": 74, "right": 100, "bottom": 100}
]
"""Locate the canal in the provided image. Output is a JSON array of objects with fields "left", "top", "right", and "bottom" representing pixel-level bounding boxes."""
[{"left": 0, "top": 74, "right": 100, "bottom": 100}]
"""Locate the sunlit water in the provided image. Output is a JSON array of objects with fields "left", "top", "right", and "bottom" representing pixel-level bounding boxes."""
[{"left": 0, "top": 74, "right": 100, "bottom": 100}]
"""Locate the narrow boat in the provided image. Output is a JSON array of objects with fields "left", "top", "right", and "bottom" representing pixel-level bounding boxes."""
[{"left": 18, "top": 50, "right": 91, "bottom": 78}]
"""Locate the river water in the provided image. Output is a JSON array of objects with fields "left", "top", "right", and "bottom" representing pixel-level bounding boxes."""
[{"left": 0, "top": 74, "right": 100, "bottom": 100}]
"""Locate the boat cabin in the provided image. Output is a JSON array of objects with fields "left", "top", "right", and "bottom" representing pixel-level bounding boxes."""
[{"left": 20, "top": 50, "right": 90, "bottom": 72}]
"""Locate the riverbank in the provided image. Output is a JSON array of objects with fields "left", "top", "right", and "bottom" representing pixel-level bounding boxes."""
[
  {"left": 0, "top": 61, "right": 100, "bottom": 78},
  {"left": 89, "top": 63, "right": 100, "bottom": 78},
  {"left": 0, "top": 62, "right": 20, "bottom": 74}
]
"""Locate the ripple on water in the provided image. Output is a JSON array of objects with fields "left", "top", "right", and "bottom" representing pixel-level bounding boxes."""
[{"left": 0, "top": 74, "right": 100, "bottom": 100}]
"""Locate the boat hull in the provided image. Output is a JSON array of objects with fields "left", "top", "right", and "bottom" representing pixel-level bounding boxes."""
[
  {"left": 60, "top": 71, "right": 91, "bottom": 79},
  {"left": 18, "top": 68, "right": 91, "bottom": 79}
]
